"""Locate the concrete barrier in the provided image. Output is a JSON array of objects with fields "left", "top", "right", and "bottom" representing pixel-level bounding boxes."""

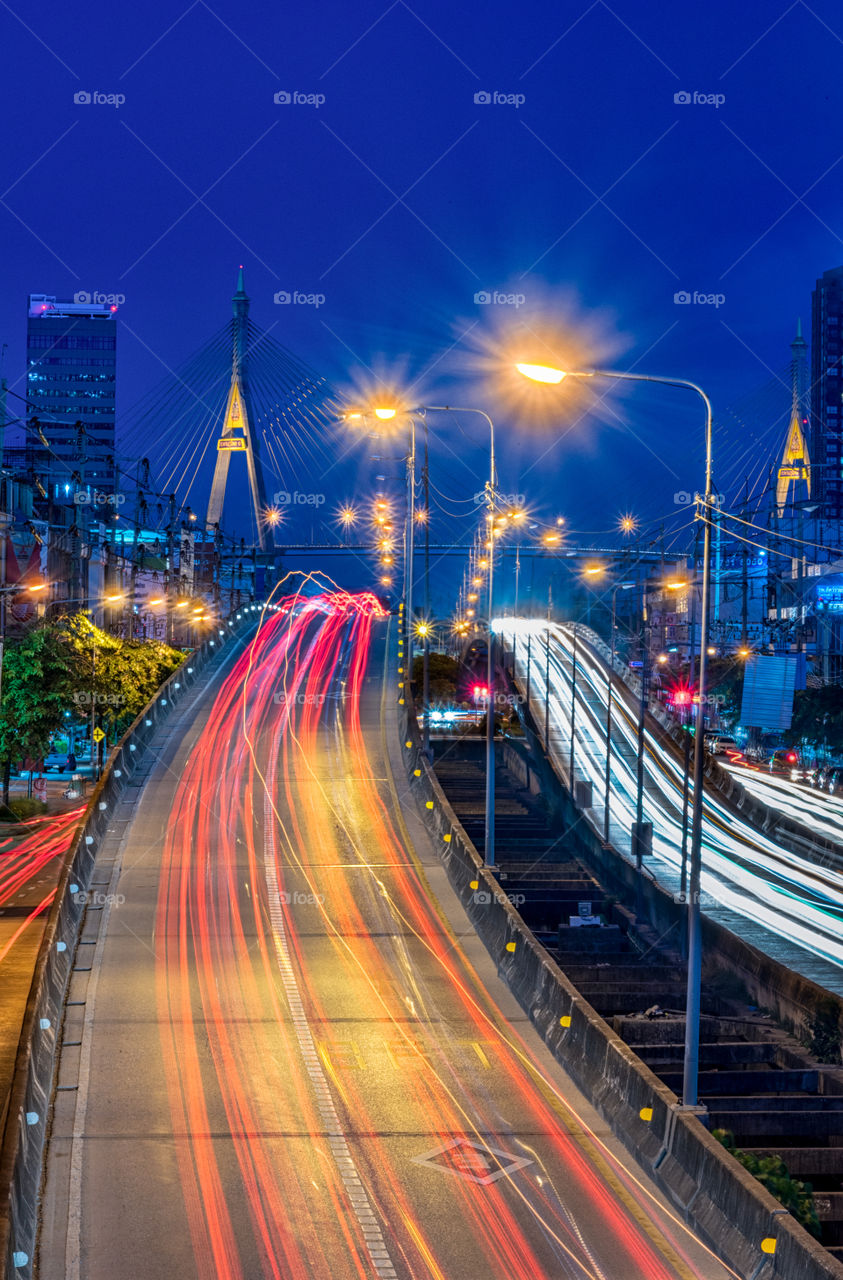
[
  {"left": 0, "top": 606, "right": 261, "bottom": 1279},
  {"left": 395, "top": 691, "right": 843, "bottom": 1279}
]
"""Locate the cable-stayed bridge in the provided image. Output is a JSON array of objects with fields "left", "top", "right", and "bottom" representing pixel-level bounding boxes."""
[{"left": 118, "top": 269, "right": 343, "bottom": 549}]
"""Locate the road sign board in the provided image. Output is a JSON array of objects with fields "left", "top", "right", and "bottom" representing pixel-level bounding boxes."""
[{"left": 92, "top": 728, "right": 105, "bottom": 743}]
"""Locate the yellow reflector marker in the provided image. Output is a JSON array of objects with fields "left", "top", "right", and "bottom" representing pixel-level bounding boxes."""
[
  {"left": 639, "top": 1107, "right": 653, "bottom": 1123},
  {"left": 425, "top": 801, "right": 434, "bottom": 810},
  {"left": 398, "top": 667, "right": 404, "bottom": 673},
  {"left": 506, "top": 942, "right": 516, "bottom": 953},
  {"left": 398, "top": 682, "right": 404, "bottom": 688},
  {"left": 405, "top": 740, "right": 412, "bottom": 748},
  {"left": 398, "top": 698, "right": 405, "bottom": 705},
  {"left": 443, "top": 833, "right": 452, "bottom": 843},
  {"left": 761, "top": 1240, "right": 776, "bottom": 1256},
  {"left": 413, "top": 769, "right": 421, "bottom": 777},
  {"left": 469, "top": 880, "right": 479, "bottom": 890},
  {"left": 559, "top": 1015, "right": 571, "bottom": 1027}
]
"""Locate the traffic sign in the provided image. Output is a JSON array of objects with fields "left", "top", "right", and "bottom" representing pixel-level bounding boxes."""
[{"left": 92, "top": 728, "right": 105, "bottom": 744}]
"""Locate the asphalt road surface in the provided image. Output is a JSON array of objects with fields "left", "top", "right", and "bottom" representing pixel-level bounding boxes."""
[
  {"left": 38, "top": 593, "right": 733, "bottom": 1280},
  {"left": 500, "top": 621, "right": 843, "bottom": 974}
]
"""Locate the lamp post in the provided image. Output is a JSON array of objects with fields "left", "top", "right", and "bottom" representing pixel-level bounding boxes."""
[
  {"left": 362, "top": 401, "right": 497, "bottom": 866},
  {"left": 604, "top": 581, "right": 634, "bottom": 845},
  {"left": 414, "top": 406, "right": 496, "bottom": 867},
  {"left": 517, "top": 360, "right": 714, "bottom": 1110}
]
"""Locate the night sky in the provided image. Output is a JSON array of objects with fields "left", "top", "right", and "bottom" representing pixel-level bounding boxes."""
[{"left": 2, "top": 0, "right": 842, "bottom": 598}]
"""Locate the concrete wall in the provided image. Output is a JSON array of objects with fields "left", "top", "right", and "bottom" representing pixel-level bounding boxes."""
[
  {"left": 395, "top": 694, "right": 843, "bottom": 1279},
  {"left": 0, "top": 607, "right": 260, "bottom": 1280}
]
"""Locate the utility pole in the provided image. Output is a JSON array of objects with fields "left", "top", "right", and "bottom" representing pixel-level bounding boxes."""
[
  {"left": 544, "top": 585, "right": 551, "bottom": 753},
  {"left": 166, "top": 494, "right": 176, "bottom": 645},
  {"left": 741, "top": 478, "right": 749, "bottom": 648},
  {"left": 568, "top": 625, "right": 577, "bottom": 788},
  {"left": 422, "top": 430, "right": 431, "bottom": 758}
]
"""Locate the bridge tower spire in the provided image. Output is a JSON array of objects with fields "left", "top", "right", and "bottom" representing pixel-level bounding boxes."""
[{"left": 206, "top": 268, "right": 270, "bottom": 549}]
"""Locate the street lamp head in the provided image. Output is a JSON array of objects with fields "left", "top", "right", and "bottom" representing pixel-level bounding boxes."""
[
  {"left": 374, "top": 407, "right": 397, "bottom": 420},
  {"left": 516, "top": 362, "right": 567, "bottom": 385}
]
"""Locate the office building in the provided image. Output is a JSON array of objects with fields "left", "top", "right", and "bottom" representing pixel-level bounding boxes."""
[
  {"left": 26, "top": 293, "right": 117, "bottom": 501},
  {"left": 811, "top": 265, "right": 843, "bottom": 519}
]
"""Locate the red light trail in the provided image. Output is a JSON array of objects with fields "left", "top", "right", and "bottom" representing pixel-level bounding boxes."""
[{"left": 149, "top": 588, "right": 733, "bottom": 1280}]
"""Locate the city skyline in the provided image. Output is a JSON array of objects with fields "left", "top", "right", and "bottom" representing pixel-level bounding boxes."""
[{"left": 2, "top": 1, "right": 843, "bottom": 542}]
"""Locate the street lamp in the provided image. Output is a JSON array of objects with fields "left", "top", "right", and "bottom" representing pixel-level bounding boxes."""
[
  {"left": 517, "top": 359, "right": 714, "bottom": 1111},
  {"left": 604, "top": 581, "right": 635, "bottom": 845}
]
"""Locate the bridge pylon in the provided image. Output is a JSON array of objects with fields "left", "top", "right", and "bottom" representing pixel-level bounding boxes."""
[{"left": 206, "top": 268, "right": 271, "bottom": 549}]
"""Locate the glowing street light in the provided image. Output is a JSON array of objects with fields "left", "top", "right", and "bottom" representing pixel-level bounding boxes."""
[
  {"left": 515, "top": 362, "right": 566, "bottom": 384},
  {"left": 516, "top": 354, "right": 715, "bottom": 1111},
  {"left": 374, "top": 407, "right": 397, "bottom": 420}
]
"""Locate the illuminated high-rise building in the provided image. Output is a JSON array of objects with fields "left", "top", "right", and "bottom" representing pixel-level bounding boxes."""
[
  {"left": 810, "top": 265, "right": 843, "bottom": 519},
  {"left": 26, "top": 293, "right": 117, "bottom": 501}
]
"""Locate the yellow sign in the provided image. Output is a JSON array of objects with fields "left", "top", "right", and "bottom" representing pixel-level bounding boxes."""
[
  {"left": 217, "top": 437, "right": 247, "bottom": 452},
  {"left": 92, "top": 727, "right": 105, "bottom": 743}
]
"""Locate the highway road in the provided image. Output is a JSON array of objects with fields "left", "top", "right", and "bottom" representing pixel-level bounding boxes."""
[
  {"left": 500, "top": 621, "right": 843, "bottom": 972},
  {"left": 37, "top": 591, "right": 732, "bottom": 1280}
]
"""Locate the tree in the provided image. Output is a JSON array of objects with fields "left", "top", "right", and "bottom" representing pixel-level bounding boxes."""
[
  {"left": 0, "top": 622, "right": 81, "bottom": 770},
  {"left": 59, "top": 613, "right": 183, "bottom": 734}
]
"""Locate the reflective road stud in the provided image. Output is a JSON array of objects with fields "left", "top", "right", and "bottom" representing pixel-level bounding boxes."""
[
  {"left": 469, "top": 880, "right": 479, "bottom": 890},
  {"left": 505, "top": 942, "right": 516, "bottom": 953},
  {"left": 639, "top": 1107, "right": 653, "bottom": 1123},
  {"left": 559, "top": 1016, "right": 571, "bottom": 1028},
  {"left": 425, "top": 801, "right": 434, "bottom": 810},
  {"left": 761, "top": 1239, "right": 777, "bottom": 1255}
]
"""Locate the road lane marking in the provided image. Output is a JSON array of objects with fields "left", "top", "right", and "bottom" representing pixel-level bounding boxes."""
[{"left": 263, "top": 789, "right": 399, "bottom": 1279}]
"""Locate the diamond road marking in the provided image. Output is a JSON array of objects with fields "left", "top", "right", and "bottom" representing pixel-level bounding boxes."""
[{"left": 412, "top": 1137, "right": 533, "bottom": 1185}]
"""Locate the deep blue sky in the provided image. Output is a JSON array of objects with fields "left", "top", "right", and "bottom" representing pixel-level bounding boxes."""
[{"left": 2, "top": 0, "right": 842, "bottom": 598}]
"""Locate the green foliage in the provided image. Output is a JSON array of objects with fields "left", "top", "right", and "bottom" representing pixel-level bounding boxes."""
[
  {"left": 712, "top": 1129, "right": 821, "bottom": 1237},
  {"left": 0, "top": 623, "right": 80, "bottom": 764},
  {"left": 0, "top": 614, "right": 184, "bottom": 767}
]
